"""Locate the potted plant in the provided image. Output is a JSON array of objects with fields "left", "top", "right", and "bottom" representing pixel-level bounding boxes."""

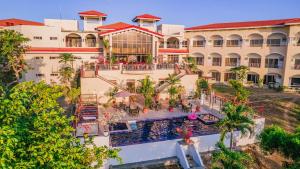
[
  {"left": 137, "top": 76, "right": 155, "bottom": 113},
  {"left": 176, "top": 127, "right": 193, "bottom": 144}
]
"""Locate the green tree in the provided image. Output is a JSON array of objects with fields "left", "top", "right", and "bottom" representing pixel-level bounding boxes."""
[
  {"left": 0, "top": 81, "right": 121, "bottom": 168},
  {"left": 259, "top": 125, "right": 300, "bottom": 168},
  {"left": 145, "top": 54, "right": 153, "bottom": 64},
  {"left": 230, "top": 66, "right": 250, "bottom": 82},
  {"left": 229, "top": 80, "right": 250, "bottom": 104},
  {"left": 196, "top": 78, "right": 210, "bottom": 97},
  {"left": 212, "top": 142, "right": 253, "bottom": 169},
  {"left": 166, "top": 74, "right": 180, "bottom": 107},
  {"left": 217, "top": 102, "right": 254, "bottom": 149},
  {"left": 0, "top": 29, "right": 29, "bottom": 85},
  {"left": 137, "top": 76, "right": 155, "bottom": 108}
]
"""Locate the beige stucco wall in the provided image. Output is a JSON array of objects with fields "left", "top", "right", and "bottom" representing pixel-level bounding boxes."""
[{"left": 185, "top": 25, "right": 300, "bottom": 86}]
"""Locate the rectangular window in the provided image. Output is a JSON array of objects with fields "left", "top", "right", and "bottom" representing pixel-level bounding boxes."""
[
  {"left": 33, "top": 36, "right": 42, "bottom": 40},
  {"left": 224, "top": 73, "right": 236, "bottom": 82},
  {"left": 36, "top": 74, "right": 45, "bottom": 77},
  {"left": 250, "top": 39, "right": 263, "bottom": 47},
  {"left": 167, "top": 55, "right": 179, "bottom": 64},
  {"left": 211, "top": 72, "right": 220, "bottom": 81},
  {"left": 265, "top": 59, "right": 279, "bottom": 68},
  {"left": 50, "top": 37, "right": 58, "bottom": 40},
  {"left": 195, "top": 57, "right": 204, "bottom": 65},
  {"left": 193, "top": 40, "right": 205, "bottom": 47},
  {"left": 226, "top": 40, "right": 240, "bottom": 47},
  {"left": 225, "top": 58, "right": 239, "bottom": 66},
  {"left": 50, "top": 73, "right": 59, "bottom": 76},
  {"left": 35, "top": 56, "right": 44, "bottom": 60},
  {"left": 182, "top": 40, "right": 188, "bottom": 47},
  {"left": 212, "top": 57, "right": 221, "bottom": 66},
  {"left": 267, "top": 39, "right": 281, "bottom": 46},
  {"left": 248, "top": 58, "right": 261, "bottom": 68},
  {"left": 50, "top": 56, "right": 59, "bottom": 59},
  {"left": 213, "top": 40, "right": 223, "bottom": 47}
]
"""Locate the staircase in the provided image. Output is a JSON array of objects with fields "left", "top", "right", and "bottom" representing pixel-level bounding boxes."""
[
  {"left": 155, "top": 64, "right": 186, "bottom": 93},
  {"left": 95, "top": 75, "right": 129, "bottom": 92},
  {"left": 176, "top": 142, "right": 205, "bottom": 169}
]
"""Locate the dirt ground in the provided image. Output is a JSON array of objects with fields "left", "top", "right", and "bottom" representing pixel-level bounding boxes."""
[{"left": 210, "top": 85, "right": 300, "bottom": 169}]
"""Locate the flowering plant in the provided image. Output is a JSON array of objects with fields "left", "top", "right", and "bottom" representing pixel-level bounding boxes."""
[
  {"left": 188, "top": 113, "right": 197, "bottom": 120},
  {"left": 176, "top": 127, "right": 193, "bottom": 144}
]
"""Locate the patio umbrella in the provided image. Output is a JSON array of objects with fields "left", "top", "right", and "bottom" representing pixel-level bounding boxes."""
[{"left": 114, "top": 91, "right": 133, "bottom": 98}]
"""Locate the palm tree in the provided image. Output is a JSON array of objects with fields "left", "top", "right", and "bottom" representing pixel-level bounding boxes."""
[
  {"left": 59, "top": 53, "right": 75, "bottom": 67},
  {"left": 212, "top": 142, "right": 253, "bottom": 169},
  {"left": 137, "top": 76, "right": 155, "bottom": 109},
  {"left": 59, "top": 66, "right": 74, "bottom": 86},
  {"left": 0, "top": 30, "right": 29, "bottom": 84},
  {"left": 102, "top": 39, "right": 111, "bottom": 64},
  {"left": 167, "top": 74, "right": 180, "bottom": 86},
  {"left": 217, "top": 102, "right": 254, "bottom": 150}
]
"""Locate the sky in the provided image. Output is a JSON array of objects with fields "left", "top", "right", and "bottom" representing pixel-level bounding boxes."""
[{"left": 1, "top": 0, "right": 300, "bottom": 27}]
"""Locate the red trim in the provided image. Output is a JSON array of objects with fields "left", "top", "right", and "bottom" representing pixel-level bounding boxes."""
[
  {"left": 158, "top": 48, "right": 189, "bottom": 54},
  {"left": 133, "top": 14, "right": 161, "bottom": 22},
  {"left": 185, "top": 18, "right": 300, "bottom": 30},
  {"left": 97, "top": 22, "right": 132, "bottom": 30},
  {"left": 99, "top": 24, "right": 163, "bottom": 37},
  {"left": 28, "top": 47, "right": 102, "bottom": 53},
  {"left": 0, "top": 18, "right": 44, "bottom": 27},
  {"left": 78, "top": 10, "right": 107, "bottom": 17}
]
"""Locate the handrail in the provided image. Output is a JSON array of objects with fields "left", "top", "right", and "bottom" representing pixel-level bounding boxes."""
[
  {"left": 188, "top": 144, "right": 205, "bottom": 168},
  {"left": 176, "top": 143, "right": 190, "bottom": 169}
]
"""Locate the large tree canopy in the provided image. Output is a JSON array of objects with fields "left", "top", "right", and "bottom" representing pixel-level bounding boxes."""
[
  {"left": 0, "top": 30, "right": 29, "bottom": 85},
  {"left": 0, "top": 82, "right": 120, "bottom": 168}
]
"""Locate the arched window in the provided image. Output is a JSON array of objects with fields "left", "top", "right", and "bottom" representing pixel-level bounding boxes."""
[
  {"left": 210, "top": 53, "right": 222, "bottom": 66},
  {"left": 192, "top": 35, "right": 206, "bottom": 47},
  {"left": 167, "top": 37, "right": 179, "bottom": 48},
  {"left": 225, "top": 53, "right": 241, "bottom": 67},
  {"left": 226, "top": 34, "right": 242, "bottom": 47},
  {"left": 210, "top": 35, "right": 223, "bottom": 47},
  {"left": 192, "top": 53, "right": 204, "bottom": 65},
  {"left": 267, "top": 32, "right": 287, "bottom": 46},
  {"left": 247, "top": 53, "right": 262, "bottom": 68},
  {"left": 85, "top": 34, "right": 96, "bottom": 47},
  {"left": 265, "top": 53, "right": 284, "bottom": 68},
  {"left": 293, "top": 54, "right": 300, "bottom": 69},
  {"left": 248, "top": 33, "right": 263, "bottom": 47},
  {"left": 66, "top": 33, "right": 82, "bottom": 47},
  {"left": 209, "top": 70, "right": 221, "bottom": 82}
]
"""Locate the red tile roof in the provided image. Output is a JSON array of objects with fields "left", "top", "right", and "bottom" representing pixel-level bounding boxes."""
[
  {"left": 79, "top": 10, "right": 107, "bottom": 17},
  {"left": 0, "top": 18, "right": 44, "bottom": 27},
  {"left": 98, "top": 22, "right": 163, "bottom": 37},
  {"left": 28, "top": 47, "right": 101, "bottom": 53},
  {"left": 158, "top": 48, "right": 189, "bottom": 54},
  {"left": 97, "top": 22, "right": 132, "bottom": 30},
  {"left": 133, "top": 14, "right": 161, "bottom": 22},
  {"left": 185, "top": 18, "right": 300, "bottom": 31}
]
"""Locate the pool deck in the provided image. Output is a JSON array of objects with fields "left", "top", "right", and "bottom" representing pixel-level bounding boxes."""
[{"left": 99, "top": 98, "right": 224, "bottom": 122}]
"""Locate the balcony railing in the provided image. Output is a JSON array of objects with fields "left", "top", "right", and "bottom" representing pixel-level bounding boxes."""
[
  {"left": 167, "top": 44, "right": 180, "bottom": 48},
  {"left": 293, "top": 65, "right": 300, "bottom": 69},
  {"left": 225, "top": 62, "right": 239, "bottom": 67},
  {"left": 249, "top": 63, "right": 261, "bottom": 68},
  {"left": 213, "top": 40, "right": 223, "bottom": 47},
  {"left": 156, "top": 63, "right": 175, "bottom": 70},
  {"left": 265, "top": 64, "right": 281, "bottom": 68},
  {"left": 98, "top": 64, "right": 120, "bottom": 70},
  {"left": 212, "top": 62, "right": 221, "bottom": 66},
  {"left": 122, "top": 64, "right": 155, "bottom": 71}
]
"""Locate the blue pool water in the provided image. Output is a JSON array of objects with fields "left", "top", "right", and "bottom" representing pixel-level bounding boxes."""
[{"left": 110, "top": 115, "right": 219, "bottom": 147}]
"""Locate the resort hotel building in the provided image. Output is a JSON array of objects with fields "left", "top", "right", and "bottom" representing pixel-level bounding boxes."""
[
  {"left": 1, "top": 10, "right": 300, "bottom": 93},
  {"left": 2, "top": 10, "right": 298, "bottom": 168}
]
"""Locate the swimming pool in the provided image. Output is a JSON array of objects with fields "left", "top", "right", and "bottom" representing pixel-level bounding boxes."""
[{"left": 110, "top": 115, "right": 219, "bottom": 147}]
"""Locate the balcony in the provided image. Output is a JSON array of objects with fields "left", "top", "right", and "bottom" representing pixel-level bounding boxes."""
[
  {"left": 98, "top": 64, "right": 120, "bottom": 70},
  {"left": 212, "top": 62, "right": 221, "bottom": 66},
  {"left": 249, "top": 62, "right": 261, "bottom": 68},
  {"left": 156, "top": 63, "right": 175, "bottom": 70},
  {"left": 226, "top": 40, "right": 241, "bottom": 47},
  {"left": 293, "top": 64, "right": 300, "bottom": 70},
  {"left": 167, "top": 44, "right": 180, "bottom": 48},
  {"left": 122, "top": 64, "right": 155, "bottom": 71},
  {"left": 225, "top": 62, "right": 239, "bottom": 67},
  {"left": 265, "top": 63, "right": 281, "bottom": 69},
  {"left": 250, "top": 39, "right": 263, "bottom": 47},
  {"left": 213, "top": 40, "right": 223, "bottom": 47}
]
